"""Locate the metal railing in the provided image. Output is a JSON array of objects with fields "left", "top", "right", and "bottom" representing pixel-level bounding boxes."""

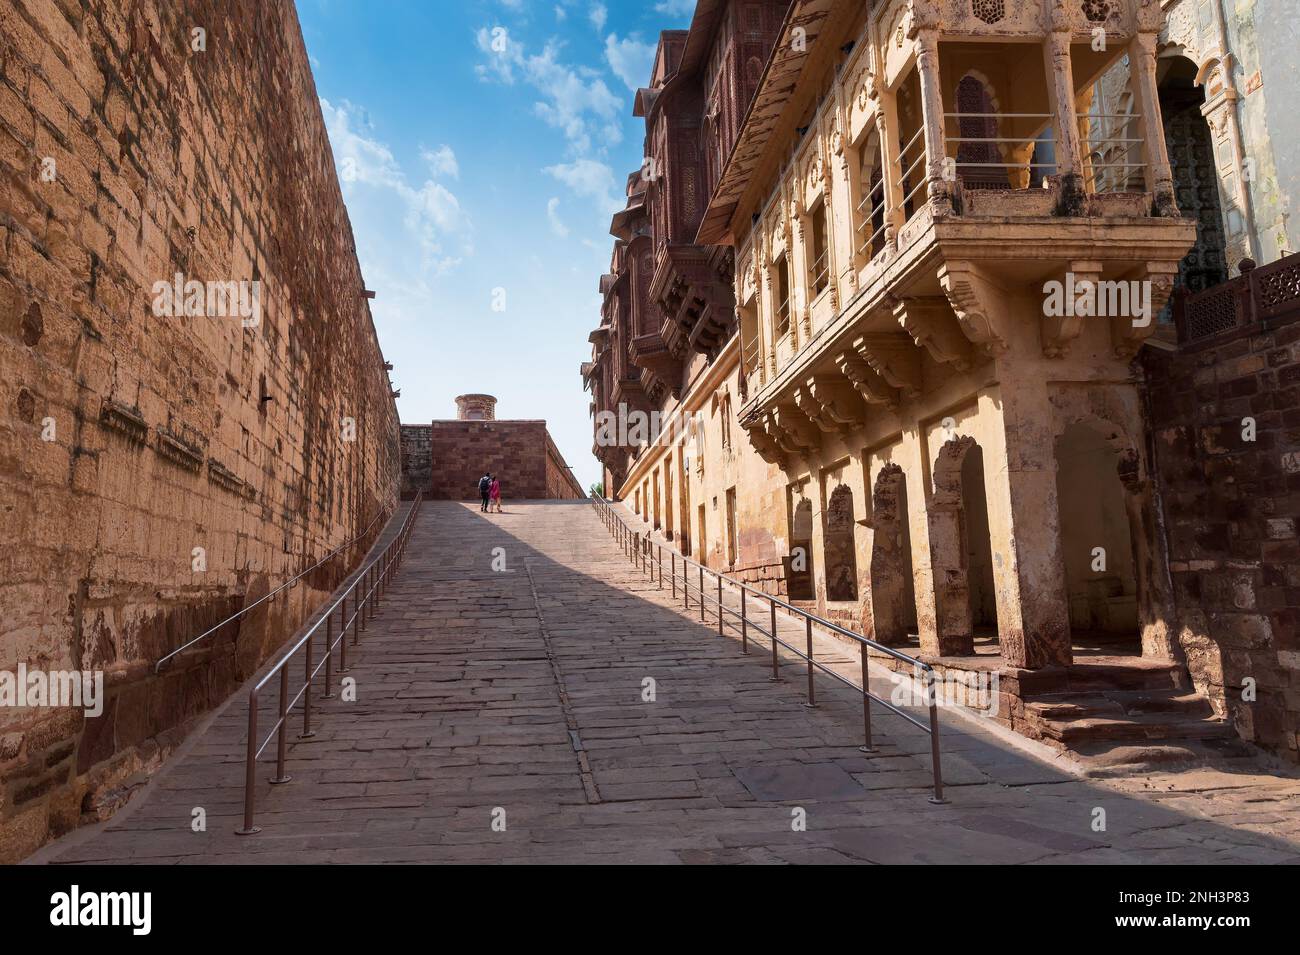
[
  {"left": 236, "top": 491, "right": 424, "bottom": 834},
  {"left": 896, "top": 125, "right": 928, "bottom": 217},
  {"left": 591, "top": 495, "right": 947, "bottom": 804},
  {"left": 154, "top": 506, "right": 392, "bottom": 673},
  {"left": 944, "top": 112, "right": 1057, "bottom": 190},
  {"left": 855, "top": 172, "right": 887, "bottom": 260},
  {"left": 1078, "top": 112, "right": 1145, "bottom": 195}
]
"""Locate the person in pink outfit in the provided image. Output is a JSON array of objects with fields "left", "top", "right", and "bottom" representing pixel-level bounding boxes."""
[{"left": 489, "top": 476, "right": 502, "bottom": 513}]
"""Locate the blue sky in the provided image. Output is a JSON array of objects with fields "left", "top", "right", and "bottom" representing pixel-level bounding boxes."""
[{"left": 296, "top": 0, "right": 697, "bottom": 491}]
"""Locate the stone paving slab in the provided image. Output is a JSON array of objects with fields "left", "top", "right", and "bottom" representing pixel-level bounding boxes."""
[{"left": 29, "top": 501, "right": 1300, "bottom": 865}]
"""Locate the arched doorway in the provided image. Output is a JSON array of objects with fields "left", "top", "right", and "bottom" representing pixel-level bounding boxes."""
[
  {"left": 786, "top": 493, "right": 816, "bottom": 601},
  {"left": 1159, "top": 55, "right": 1228, "bottom": 296},
  {"left": 927, "top": 437, "right": 998, "bottom": 657},
  {"left": 865, "top": 464, "right": 917, "bottom": 647},
  {"left": 1053, "top": 420, "right": 1142, "bottom": 655}
]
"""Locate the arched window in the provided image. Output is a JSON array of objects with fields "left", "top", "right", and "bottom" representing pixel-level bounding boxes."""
[{"left": 955, "top": 75, "right": 1009, "bottom": 191}]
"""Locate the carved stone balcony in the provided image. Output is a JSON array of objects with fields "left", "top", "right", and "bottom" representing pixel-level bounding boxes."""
[
  {"left": 650, "top": 244, "right": 735, "bottom": 361},
  {"left": 628, "top": 332, "right": 683, "bottom": 399}
]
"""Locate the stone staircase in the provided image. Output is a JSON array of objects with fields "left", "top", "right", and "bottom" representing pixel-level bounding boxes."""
[{"left": 1020, "top": 660, "right": 1256, "bottom": 775}]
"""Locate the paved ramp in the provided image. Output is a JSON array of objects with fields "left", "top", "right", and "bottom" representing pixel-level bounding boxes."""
[{"left": 33, "top": 501, "right": 1300, "bottom": 864}]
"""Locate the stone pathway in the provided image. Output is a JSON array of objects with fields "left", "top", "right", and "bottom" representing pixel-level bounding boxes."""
[{"left": 31, "top": 501, "right": 1300, "bottom": 864}]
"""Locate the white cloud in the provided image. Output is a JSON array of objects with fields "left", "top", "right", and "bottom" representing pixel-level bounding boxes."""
[
  {"left": 554, "top": 5, "right": 567, "bottom": 20},
  {"left": 604, "top": 34, "right": 656, "bottom": 92},
  {"left": 475, "top": 28, "right": 622, "bottom": 155},
  {"left": 589, "top": 3, "right": 607, "bottom": 32},
  {"left": 421, "top": 144, "right": 459, "bottom": 179},
  {"left": 544, "top": 159, "right": 623, "bottom": 217},
  {"left": 546, "top": 197, "right": 571, "bottom": 237},
  {"left": 653, "top": 0, "right": 695, "bottom": 15},
  {"left": 321, "top": 98, "right": 470, "bottom": 275}
]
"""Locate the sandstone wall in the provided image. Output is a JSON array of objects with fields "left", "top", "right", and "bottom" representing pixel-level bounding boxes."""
[
  {"left": 400, "top": 424, "right": 432, "bottom": 501},
  {"left": 409, "top": 419, "right": 584, "bottom": 501},
  {"left": 0, "top": 0, "right": 400, "bottom": 860},
  {"left": 1143, "top": 314, "right": 1300, "bottom": 761}
]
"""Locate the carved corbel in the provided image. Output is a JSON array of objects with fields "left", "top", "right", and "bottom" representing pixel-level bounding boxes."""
[
  {"left": 741, "top": 414, "right": 787, "bottom": 466},
  {"left": 1040, "top": 261, "right": 1101, "bottom": 359},
  {"left": 834, "top": 351, "right": 899, "bottom": 409},
  {"left": 938, "top": 261, "right": 1010, "bottom": 357},
  {"left": 769, "top": 404, "right": 820, "bottom": 454},
  {"left": 893, "top": 296, "right": 974, "bottom": 371},
  {"left": 853, "top": 333, "right": 922, "bottom": 398},
  {"left": 796, "top": 374, "right": 866, "bottom": 434},
  {"left": 1111, "top": 263, "right": 1179, "bottom": 359}
]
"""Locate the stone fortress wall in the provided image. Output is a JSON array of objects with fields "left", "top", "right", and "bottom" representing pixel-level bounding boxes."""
[{"left": 0, "top": 0, "right": 400, "bottom": 860}]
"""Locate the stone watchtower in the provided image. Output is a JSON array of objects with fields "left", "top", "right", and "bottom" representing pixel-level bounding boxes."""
[{"left": 454, "top": 394, "right": 497, "bottom": 421}]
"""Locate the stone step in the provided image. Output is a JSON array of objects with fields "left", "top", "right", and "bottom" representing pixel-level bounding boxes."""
[
  {"left": 1031, "top": 709, "right": 1234, "bottom": 746},
  {"left": 1025, "top": 689, "right": 1212, "bottom": 722},
  {"left": 1071, "top": 737, "right": 1260, "bottom": 778}
]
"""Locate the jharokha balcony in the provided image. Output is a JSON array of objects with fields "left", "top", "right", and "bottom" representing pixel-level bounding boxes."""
[{"left": 703, "top": 0, "right": 1199, "bottom": 671}]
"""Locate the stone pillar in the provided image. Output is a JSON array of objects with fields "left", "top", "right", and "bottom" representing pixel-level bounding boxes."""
[
  {"left": 899, "top": 418, "right": 942, "bottom": 657},
  {"left": 914, "top": 30, "right": 953, "bottom": 216},
  {"left": 1044, "top": 31, "right": 1085, "bottom": 215},
  {"left": 990, "top": 375, "right": 1072, "bottom": 669},
  {"left": 1128, "top": 32, "right": 1178, "bottom": 217}
]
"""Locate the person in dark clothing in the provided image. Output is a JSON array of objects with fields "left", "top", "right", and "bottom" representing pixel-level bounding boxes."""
[{"left": 478, "top": 473, "right": 491, "bottom": 511}]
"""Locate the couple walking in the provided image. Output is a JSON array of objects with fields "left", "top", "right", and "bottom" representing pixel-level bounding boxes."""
[{"left": 478, "top": 472, "right": 503, "bottom": 513}]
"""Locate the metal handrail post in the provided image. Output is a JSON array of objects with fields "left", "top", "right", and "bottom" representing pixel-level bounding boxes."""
[
  {"left": 804, "top": 616, "right": 816, "bottom": 708},
  {"left": 671, "top": 552, "right": 677, "bottom": 598},
  {"left": 236, "top": 691, "right": 260, "bottom": 834},
  {"left": 928, "top": 669, "right": 948, "bottom": 804},
  {"left": 860, "top": 643, "right": 875, "bottom": 753},
  {"left": 300, "top": 631, "right": 316, "bottom": 739},
  {"left": 740, "top": 588, "right": 748, "bottom": 654},
  {"left": 339, "top": 597, "right": 348, "bottom": 672},
  {"left": 769, "top": 599, "right": 779, "bottom": 681},
  {"left": 272, "top": 666, "right": 292, "bottom": 783},
  {"left": 699, "top": 566, "right": 705, "bottom": 622},
  {"left": 717, "top": 575, "right": 723, "bottom": 635},
  {"left": 323, "top": 617, "right": 334, "bottom": 698}
]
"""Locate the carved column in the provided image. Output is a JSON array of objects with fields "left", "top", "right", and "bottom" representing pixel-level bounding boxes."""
[
  {"left": 913, "top": 29, "right": 952, "bottom": 216},
  {"left": 875, "top": 103, "right": 904, "bottom": 251},
  {"left": 1044, "top": 30, "right": 1085, "bottom": 214},
  {"left": 1129, "top": 32, "right": 1178, "bottom": 217}
]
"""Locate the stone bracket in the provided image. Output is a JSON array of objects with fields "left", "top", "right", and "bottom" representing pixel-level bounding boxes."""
[
  {"left": 938, "top": 260, "right": 1010, "bottom": 357},
  {"left": 795, "top": 374, "right": 865, "bottom": 434},
  {"left": 854, "top": 333, "right": 922, "bottom": 398},
  {"left": 834, "top": 351, "right": 900, "bottom": 409},
  {"left": 1041, "top": 260, "right": 1101, "bottom": 359},
  {"left": 1112, "top": 262, "right": 1179, "bottom": 359},
  {"left": 892, "top": 296, "right": 974, "bottom": 370}
]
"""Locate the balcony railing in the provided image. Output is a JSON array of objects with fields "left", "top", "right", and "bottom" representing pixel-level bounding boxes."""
[
  {"left": 1079, "top": 112, "right": 1145, "bottom": 194},
  {"left": 945, "top": 111, "right": 1057, "bottom": 190},
  {"left": 1172, "top": 252, "right": 1300, "bottom": 346}
]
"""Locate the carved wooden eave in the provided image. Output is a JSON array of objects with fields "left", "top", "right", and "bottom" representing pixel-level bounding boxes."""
[
  {"left": 892, "top": 296, "right": 974, "bottom": 370},
  {"left": 937, "top": 261, "right": 1011, "bottom": 358},
  {"left": 697, "top": 0, "right": 840, "bottom": 245},
  {"left": 853, "top": 333, "right": 922, "bottom": 398}
]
